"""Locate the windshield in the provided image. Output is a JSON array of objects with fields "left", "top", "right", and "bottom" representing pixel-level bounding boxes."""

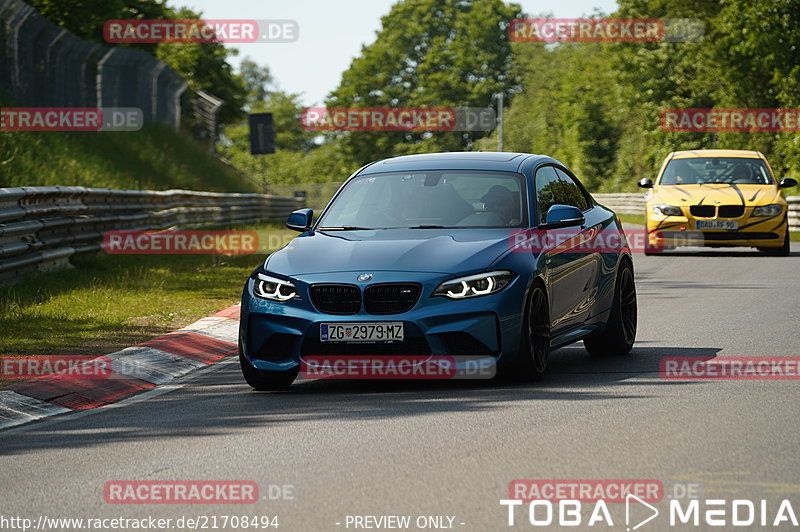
[
  {"left": 659, "top": 157, "right": 773, "bottom": 185},
  {"left": 317, "top": 171, "right": 527, "bottom": 229}
]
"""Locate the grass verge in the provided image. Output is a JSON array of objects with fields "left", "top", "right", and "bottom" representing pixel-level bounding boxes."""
[
  {"left": 617, "top": 213, "right": 645, "bottom": 226},
  {"left": 0, "top": 224, "right": 293, "bottom": 361},
  {"left": 0, "top": 123, "right": 260, "bottom": 192}
]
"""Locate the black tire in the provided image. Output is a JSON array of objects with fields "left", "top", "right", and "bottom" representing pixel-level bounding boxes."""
[
  {"left": 585, "top": 260, "right": 637, "bottom": 356},
  {"left": 757, "top": 230, "right": 790, "bottom": 257},
  {"left": 513, "top": 282, "right": 551, "bottom": 381},
  {"left": 239, "top": 348, "right": 298, "bottom": 391}
]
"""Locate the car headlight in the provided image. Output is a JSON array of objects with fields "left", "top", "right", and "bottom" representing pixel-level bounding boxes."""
[
  {"left": 652, "top": 204, "right": 682, "bottom": 216},
  {"left": 254, "top": 273, "right": 298, "bottom": 301},
  {"left": 752, "top": 204, "right": 783, "bottom": 217},
  {"left": 432, "top": 271, "right": 514, "bottom": 300}
]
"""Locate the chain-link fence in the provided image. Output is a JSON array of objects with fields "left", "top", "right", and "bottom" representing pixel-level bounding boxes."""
[{"left": 0, "top": 0, "right": 191, "bottom": 129}]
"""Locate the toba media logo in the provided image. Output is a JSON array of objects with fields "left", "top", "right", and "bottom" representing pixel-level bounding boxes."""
[
  {"left": 502, "top": 480, "right": 662, "bottom": 529},
  {"left": 501, "top": 480, "right": 799, "bottom": 528}
]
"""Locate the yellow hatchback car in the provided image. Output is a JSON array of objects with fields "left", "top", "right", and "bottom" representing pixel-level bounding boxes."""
[{"left": 638, "top": 149, "right": 796, "bottom": 256}]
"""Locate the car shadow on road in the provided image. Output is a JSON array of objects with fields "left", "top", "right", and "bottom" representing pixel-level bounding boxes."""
[{"left": 0, "top": 345, "right": 723, "bottom": 455}]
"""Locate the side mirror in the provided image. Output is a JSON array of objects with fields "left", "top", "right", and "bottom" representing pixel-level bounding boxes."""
[
  {"left": 541, "top": 204, "right": 585, "bottom": 229},
  {"left": 637, "top": 178, "right": 654, "bottom": 189},
  {"left": 778, "top": 177, "right": 798, "bottom": 189},
  {"left": 286, "top": 208, "right": 314, "bottom": 232}
]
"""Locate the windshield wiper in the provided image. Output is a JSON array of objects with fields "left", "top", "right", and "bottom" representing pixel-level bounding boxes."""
[
  {"left": 406, "top": 225, "right": 447, "bottom": 229},
  {"left": 317, "top": 226, "right": 374, "bottom": 231}
]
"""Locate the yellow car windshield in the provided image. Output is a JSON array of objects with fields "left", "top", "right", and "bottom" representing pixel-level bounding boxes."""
[{"left": 660, "top": 157, "right": 773, "bottom": 185}]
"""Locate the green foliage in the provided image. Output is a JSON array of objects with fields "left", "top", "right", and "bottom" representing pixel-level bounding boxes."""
[
  {"left": 27, "top": 0, "right": 247, "bottom": 127},
  {"left": 478, "top": 41, "right": 623, "bottom": 190},
  {"left": 155, "top": 7, "right": 247, "bottom": 126},
  {"left": 0, "top": 123, "right": 259, "bottom": 192},
  {"left": 240, "top": 58, "right": 274, "bottom": 105},
  {"left": 220, "top": 86, "right": 352, "bottom": 194},
  {"left": 496, "top": 0, "right": 800, "bottom": 191},
  {"left": 226, "top": 92, "right": 318, "bottom": 154},
  {"left": 27, "top": 0, "right": 166, "bottom": 46},
  {"left": 0, "top": 223, "right": 292, "bottom": 357},
  {"left": 327, "top": 0, "right": 523, "bottom": 165},
  {"left": 224, "top": 141, "right": 353, "bottom": 188}
]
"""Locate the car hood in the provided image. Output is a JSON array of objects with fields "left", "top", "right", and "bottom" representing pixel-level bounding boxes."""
[
  {"left": 649, "top": 184, "right": 783, "bottom": 207},
  {"left": 264, "top": 229, "right": 515, "bottom": 276}
]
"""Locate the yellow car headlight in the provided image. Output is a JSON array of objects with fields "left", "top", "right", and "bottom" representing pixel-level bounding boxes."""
[
  {"left": 652, "top": 204, "right": 682, "bottom": 216},
  {"left": 752, "top": 204, "right": 783, "bottom": 217}
]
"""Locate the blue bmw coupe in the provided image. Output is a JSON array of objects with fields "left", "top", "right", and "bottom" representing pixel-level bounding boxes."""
[{"left": 239, "top": 152, "right": 637, "bottom": 389}]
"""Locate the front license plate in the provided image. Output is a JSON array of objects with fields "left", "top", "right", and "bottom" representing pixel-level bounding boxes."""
[
  {"left": 320, "top": 322, "right": 404, "bottom": 343},
  {"left": 696, "top": 220, "right": 738, "bottom": 230}
]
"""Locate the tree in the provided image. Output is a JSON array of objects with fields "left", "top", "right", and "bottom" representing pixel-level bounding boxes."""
[
  {"left": 327, "top": 0, "right": 523, "bottom": 165},
  {"left": 28, "top": 0, "right": 165, "bottom": 47},
  {"left": 240, "top": 59, "right": 274, "bottom": 106},
  {"left": 154, "top": 7, "right": 247, "bottom": 126},
  {"left": 225, "top": 90, "right": 317, "bottom": 154}
]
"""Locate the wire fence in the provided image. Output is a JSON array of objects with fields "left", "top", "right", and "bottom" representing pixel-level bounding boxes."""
[{"left": 0, "top": 0, "right": 189, "bottom": 129}]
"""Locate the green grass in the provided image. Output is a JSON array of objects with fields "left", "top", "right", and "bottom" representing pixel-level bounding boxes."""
[
  {"left": 0, "top": 224, "right": 294, "bottom": 359},
  {"left": 0, "top": 123, "right": 260, "bottom": 192},
  {"left": 616, "top": 213, "right": 645, "bottom": 226}
]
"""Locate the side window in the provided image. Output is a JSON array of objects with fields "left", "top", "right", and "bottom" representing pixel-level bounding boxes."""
[
  {"left": 554, "top": 168, "right": 591, "bottom": 211},
  {"left": 534, "top": 166, "right": 563, "bottom": 223}
]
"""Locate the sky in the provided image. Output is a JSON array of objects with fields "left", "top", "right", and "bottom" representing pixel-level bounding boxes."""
[{"left": 181, "top": 0, "right": 618, "bottom": 106}]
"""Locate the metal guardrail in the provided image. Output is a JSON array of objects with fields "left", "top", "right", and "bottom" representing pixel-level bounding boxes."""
[
  {"left": 790, "top": 197, "right": 800, "bottom": 231},
  {"left": 592, "top": 193, "right": 646, "bottom": 216},
  {"left": 593, "top": 193, "right": 800, "bottom": 231},
  {"left": 0, "top": 186, "right": 305, "bottom": 282}
]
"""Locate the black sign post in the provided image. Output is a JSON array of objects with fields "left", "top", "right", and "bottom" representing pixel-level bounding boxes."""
[{"left": 248, "top": 113, "right": 275, "bottom": 155}]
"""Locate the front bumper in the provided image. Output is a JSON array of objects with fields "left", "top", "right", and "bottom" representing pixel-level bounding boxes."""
[
  {"left": 646, "top": 209, "right": 787, "bottom": 248},
  {"left": 239, "top": 270, "right": 529, "bottom": 374}
]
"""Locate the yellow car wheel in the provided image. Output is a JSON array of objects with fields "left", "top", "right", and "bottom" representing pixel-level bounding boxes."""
[{"left": 758, "top": 230, "right": 790, "bottom": 257}]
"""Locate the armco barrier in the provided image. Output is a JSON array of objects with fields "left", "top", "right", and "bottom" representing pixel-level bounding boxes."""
[
  {"left": 593, "top": 193, "right": 800, "bottom": 232},
  {"left": 0, "top": 186, "right": 305, "bottom": 282},
  {"left": 592, "top": 193, "right": 646, "bottom": 216}
]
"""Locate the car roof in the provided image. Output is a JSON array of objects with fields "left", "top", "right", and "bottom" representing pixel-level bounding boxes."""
[
  {"left": 671, "top": 149, "right": 763, "bottom": 159},
  {"left": 358, "top": 152, "right": 549, "bottom": 174}
]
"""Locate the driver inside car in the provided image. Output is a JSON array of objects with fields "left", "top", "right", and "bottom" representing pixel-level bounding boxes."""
[{"left": 481, "top": 185, "right": 520, "bottom": 226}]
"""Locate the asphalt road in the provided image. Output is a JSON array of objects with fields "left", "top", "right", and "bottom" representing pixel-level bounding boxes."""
[{"left": 1, "top": 244, "right": 799, "bottom": 531}]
